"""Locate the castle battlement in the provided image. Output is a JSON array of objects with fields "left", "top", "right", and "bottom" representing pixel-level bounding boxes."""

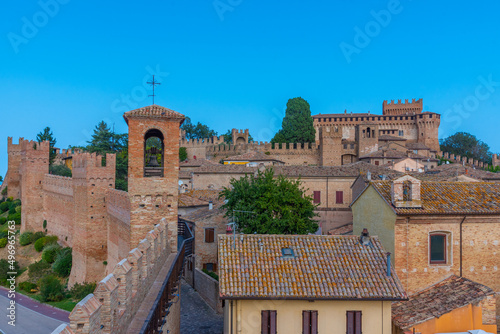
[
  {"left": 383, "top": 98, "right": 423, "bottom": 115},
  {"left": 72, "top": 152, "right": 116, "bottom": 169},
  {"left": 43, "top": 174, "right": 74, "bottom": 197},
  {"left": 180, "top": 135, "right": 225, "bottom": 147}
]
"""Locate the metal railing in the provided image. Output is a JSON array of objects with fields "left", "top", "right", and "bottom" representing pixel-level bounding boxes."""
[{"left": 139, "top": 220, "right": 194, "bottom": 334}]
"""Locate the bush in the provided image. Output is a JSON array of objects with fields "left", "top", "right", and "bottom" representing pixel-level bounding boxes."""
[
  {"left": 39, "top": 275, "right": 64, "bottom": 302},
  {"left": 31, "top": 231, "right": 45, "bottom": 244},
  {"left": 45, "top": 235, "right": 58, "bottom": 245},
  {"left": 28, "top": 260, "right": 52, "bottom": 282},
  {"left": 202, "top": 268, "right": 219, "bottom": 281},
  {"left": 70, "top": 282, "right": 96, "bottom": 300},
  {"left": 43, "top": 220, "right": 47, "bottom": 229},
  {"left": 20, "top": 232, "right": 34, "bottom": 246},
  {"left": 0, "top": 202, "right": 9, "bottom": 213},
  {"left": 42, "top": 244, "right": 61, "bottom": 263},
  {"left": 49, "top": 164, "right": 72, "bottom": 177},
  {"left": 1, "top": 187, "right": 7, "bottom": 196},
  {"left": 52, "top": 247, "right": 72, "bottom": 277},
  {"left": 0, "top": 217, "right": 6, "bottom": 225},
  {"left": 34, "top": 237, "right": 46, "bottom": 252},
  {"left": 15, "top": 206, "right": 21, "bottom": 213},
  {"left": 179, "top": 147, "right": 187, "bottom": 161},
  {"left": 0, "top": 259, "right": 20, "bottom": 285},
  {"left": 7, "top": 212, "right": 21, "bottom": 225},
  {"left": 19, "top": 281, "right": 37, "bottom": 293},
  {"left": 0, "top": 238, "right": 7, "bottom": 248}
]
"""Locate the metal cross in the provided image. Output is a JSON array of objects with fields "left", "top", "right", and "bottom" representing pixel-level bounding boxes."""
[{"left": 147, "top": 75, "right": 161, "bottom": 105}]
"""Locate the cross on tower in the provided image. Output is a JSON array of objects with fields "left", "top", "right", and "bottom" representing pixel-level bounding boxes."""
[{"left": 147, "top": 75, "right": 161, "bottom": 105}]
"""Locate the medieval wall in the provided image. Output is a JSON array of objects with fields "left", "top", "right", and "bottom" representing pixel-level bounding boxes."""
[
  {"left": 383, "top": 98, "right": 423, "bottom": 115},
  {"left": 43, "top": 174, "right": 75, "bottom": 247},
  {"left": 6, "top": 137, "right": 22, "bottom": 199},
  {"left": 106, "top": 189, "right": 131, "bottom": 273},
  {"left": 442, "top": 152, "right": 490, "bottom": 169},
  {"left": 493, "top": 154, "right": 499, "bottom": 168}
]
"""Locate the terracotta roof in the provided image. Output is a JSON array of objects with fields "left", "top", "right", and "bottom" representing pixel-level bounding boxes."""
[
  {"left": 327, "top": 223, "right": 353, "bottom": 235},
  {"left": 179, "top": 170, "right": 192, "bottom": 179},
  {"left": 371, "top": 181, "right": 500, "bottom": 215},
  {"left": 181, "top": 204, "right": 225, "bottom": 223},
  {"left": 123, "top": 105, "right": 185, "bottom": 124},
  {"left": 183, "top": 189, "right": 223, "bottom": 203},
  {"left": 178, "top": 193, "right": 209, "bottom": 208},
  {"left": 180, "top": 158, "right": 220, "bottom": 167},
  {"left": 223, "top": 151, "right": 284, "bottom": 163},
  {"left": 360, "top": 149, "right": 438, "bottom": 162},
  {"left": 405, "top": 142, "right": 430, "bottom": 150},
  {"left": 195, "top": 164, "right": 257, "bottom": 174},
  {"left": 379, "top": 135, "right": 407, "bottom": 141},
  {"left": 410, "top": 163, "right": 500, "bottom": 182},
  {"left": 218, "top": 234, "right": 407, "bottom": 300},
  {"left": 392, "top": 275, "right": 495, "bottom": 330}
]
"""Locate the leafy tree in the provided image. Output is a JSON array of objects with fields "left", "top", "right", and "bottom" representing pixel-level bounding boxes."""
[
  {"left": 49, "top": 164, "right": 72, "bottom": 177},
  {"left": 222, "top": 130, "right": 254, "bottom": 144},
  {"left": 220, "top": 168, "right": 318, "bottom": 234},
  {"left": 36, "top": 127, "right": 57, "bottom": 164},
  {"left": 0, "top": 176, "right": 3, "bottom": 184},
  {"left": 440, "top": 132, "right": 492, "bottom": 163},
  {"left": 52, "top": 247, "right": 72, "bottom": 277},
  {"left": 39, "top": 275, "right": 64, "bottom": 302},
  {"left": 179, "top": 147, "right": 188, "bottom": 161},
  {"left": 181, "top": 117, "right": 218, "bottom": 139},
  {"left": 271, "top": 97, "right": 315, "bottom": 144}
]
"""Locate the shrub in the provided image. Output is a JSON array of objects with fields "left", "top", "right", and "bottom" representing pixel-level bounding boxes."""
[
  {"left": 28, "top": 260, "right": 52, "bottom": 282},
  {"left": 0, "top": 259, "right": 20, "bottom": 285},
  {"left": 49, "top": 164, "right": 72, "bottom": 177},
  {"left": 0, "top": 202, "right": 9, "bottom": 213},
  {"left": 202, "top": 268, "right": 219, "bottom": 281},
  {"left": 70, "top": 282, "right": 96, "bottom": 300},
  {"left": 19, "top": 281, "right": 37, "bottom": 293},
  {"left": 15, "top": 206, "right": 21, "bottom": 213},
  {"left": 45, "top": 235, "right": 58, "bottom": 245},
  {"left": 0, "top": 238, "right": 7, "bottom": 248},
  {"left": 0, "top": 217, "right": 6, "bottom": 225},
  {"left": 34, "top": 237, "right": 46, "bottom": 252},
  {"left": 6, "top": 197, "right": 13, "bottom": 202},
  {"left": 1, "top": 187, "right": 7, "bottom": 196},
  {"left": 42, "top": 244, "right": 61, "bottom": 263},
  {"left": 39, "top": 275, "right": 64, "bottom": 302},
  {"left": 20, "top": 232, "right": 34, "bottom": 246},
  {"left": 52, "top": 247, "right": 72, "bottom": 277},
  {"left": 43, "top": 220, "right": 47, "bottom": 229},
  {"left": 31, "top": 231, "right": 45, "bottom": 244},
  {"left": 7, "top": 212, "right": 21, "bottom": 225}
]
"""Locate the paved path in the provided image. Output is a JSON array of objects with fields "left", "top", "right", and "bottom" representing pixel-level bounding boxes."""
[
  {"left": 180, "top": 280, "right": 223, "bottom": 334},
  {"left": 0, "top": 288, "right": 68, "bottom": 334}
]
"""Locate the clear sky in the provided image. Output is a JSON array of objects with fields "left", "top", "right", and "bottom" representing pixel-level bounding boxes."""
[{"left": 1, "top": 0, "right": 500, "bottom": 177}]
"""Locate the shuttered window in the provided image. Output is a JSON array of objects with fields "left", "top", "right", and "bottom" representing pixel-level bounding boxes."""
[
  {"left": 261, "top": 310, "right": 277, "bottom": 334},
  {"left": 302, "top": 310, "right": 318, "bottom": 334},
  {"left": 336, "top": 191, "right": 344, "bottom": 204},
  {"left": 346, "top": 311, "right": 362, "bottom": 334},
  {"left": 313, "top": 191, "right": 321, "bottom": 204},
  {"left": 205, "top": 228, "right": 215, "bottom": 243}
]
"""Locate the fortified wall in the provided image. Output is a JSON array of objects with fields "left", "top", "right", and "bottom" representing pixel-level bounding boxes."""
[
  {"left": 441, "top": 152, "right": 491, "bottom": 169},
  {"left": 493, "top": 154, "right": 499, "bottom": 168}
]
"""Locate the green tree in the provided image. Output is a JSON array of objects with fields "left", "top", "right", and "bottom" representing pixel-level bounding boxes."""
[
  {"left": 49, "top": 164, "right": 72, "bottom": 177},
  {"left": 271, "top": 97, "right": 315, "bottom": 144},
  {"left": 181, "top": 117, "right": 218, "bottom": 139},
  {"left": 179, "top": 147, "right": 187, "bottom": 161},
  {"left": 0, "top": 176, "right": 3, "bottom": 184},
  {"left": 440, "top": 132, "right": 492, "bottom": 163},
  {"left": 36, "top": 127, "right": 57, "bottom": 164},
  {"left": 220, "top": 168, "right": 318, "bottom": 234}
]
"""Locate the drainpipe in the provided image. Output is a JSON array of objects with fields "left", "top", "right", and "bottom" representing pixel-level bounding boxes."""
[
  {"left": 460, "top": 216, "right": 467, "bottom": 277},
  {"left": 406, "top": 217, "right": 410, "bottom": 291},
  {"left": 326, "top": 176, "right": 329, "bottom": 208},
  {"left": 230, "top": 300, "right": 233, "bottom": 334}
]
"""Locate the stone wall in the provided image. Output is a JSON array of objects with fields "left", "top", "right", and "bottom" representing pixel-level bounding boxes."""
[
  {"left": 53, "top": 223, "right": 171, "bottom": 334},
  {"left": 106, "top": 189, "right": 131, "bottom": 273},
  {"left": 442, "top": 152, "right": 490, "bottom": 169},
  {"left": 194, "top": 268, "right": 223, "bottom": 314},
  {"left": 6, "top": 137, "right": 22, "bottom": 199}
]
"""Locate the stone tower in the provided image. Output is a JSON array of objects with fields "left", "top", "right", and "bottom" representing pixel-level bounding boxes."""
[
  {"left": 124, "top": 105, "right": 184, "bottom": 251},
  {"left": 356, "top": 123, "right": 379, "bottom": 157},
  {"left": 231, "top": 129, "right": 249, "bottom": 145},
  {"left": 20, "top": 139, "right": 50, "bottom": 233},
  {"left": 493, "top": 154, "right": 499, "bottom": 168},
  {"left": 319, "top": 126, "right": 342, "bottom": 166},
  {"left": 6, "top": 137, "right": 22, "bottom": 199},
  {"left": 69, "top": 153, "right": 116, "bottom": 286},
  {"left": 416, "top": 113, "right": 440, "bottom": 152}
]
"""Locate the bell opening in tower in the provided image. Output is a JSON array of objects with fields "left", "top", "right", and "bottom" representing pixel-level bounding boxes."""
[{"left": 144, "top": 128, "right": 164, "bottom": 177}]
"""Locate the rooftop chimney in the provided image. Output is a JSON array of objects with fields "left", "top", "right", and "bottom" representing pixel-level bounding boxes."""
[
  {"left": 360, "top": 228, "right": 371, "bottom": 246},
  {"left": 208, "top": 201, "right": 213, "bottom": 210}
]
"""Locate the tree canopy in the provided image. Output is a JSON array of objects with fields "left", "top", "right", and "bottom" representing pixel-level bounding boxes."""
[
  {"left": 271, "top": 97, "right": 316, "bottom": 144},
  {"left": 181, "top": 117, "right": 218, "bottom": 140},
  {"left": 440, "top": 132, "right": 492, "bottom": 163},
  {"left": 220, "top": 168, "right": 318, "bottom": 234},
  {"left": 36, "top": 127, "right": 57, "bottom": 164}
]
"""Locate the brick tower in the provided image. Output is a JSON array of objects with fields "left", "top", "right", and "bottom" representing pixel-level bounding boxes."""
[
  {"left": 20, "top": 139, "right": 50, "bottom": 233},
  {"left": 319, "top": 126, "right": 342, "bottom": 166},
  {"left": 6, "top": 137, "right": 23, "bottom": 199},
  {"left": 231, "top": 129, "right": 249, "bottom": 144},
  {"left": 124, "top": 105, "right": 184, "bottom": 251},
  {"left": 69, "top": 153, "right": 116, "bottom": 286},
  {"left": 493, "top": 154, "right": 499, "bottom": 168},
  {"left": 416, "top": 113, "right": 441, "bottom": 152},
  {"left": 356, "top": 123, "right": 379, "bottom": 157}
]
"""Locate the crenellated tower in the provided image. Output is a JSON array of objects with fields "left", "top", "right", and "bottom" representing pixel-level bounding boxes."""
[
  {"left": 20, "top": 139, "right": 50, "bottom": 233},
  {"left": 416, "top": 112, "right": 441, "bottom": 152},
  {"left": 232, "top": 129, "right": 249, "bottom": 145},
  {"left": 383, "top": 98, "right": 423, "bottom": 115},
  {"left": 5, "top": 137, "right": 23, "bottom": 199},
  {"left": 124, "top": 105, "right": 184, "bottom": 251},
  {"left": 69, "top": 152, "right": 116, "bottom": 286}
]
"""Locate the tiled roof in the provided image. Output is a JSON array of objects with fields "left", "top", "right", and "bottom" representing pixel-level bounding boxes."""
[
  {"left": 123, "top": 105, "right": 185, "bottom": 123},
  {"left": 392, "top": 275, "right": 494, "bottom": 330},
  {"left": 360, "top": 148, "right": 437, "bottom": 161},
  {"left": 218, "top": 234, "right": 407, "bottom": 300},
  {"left": 181, "top": 204, "right": 225, "bottom": 223},
  {"left": 179, "top": 170, "right": 192, "bottom": 179},
  {"left": 371, "top": 181, "right": 500, "bottom": 215},
  {"left": 379, "top": 135, "right": 407, "bottom": 141},
  {"left": 405, "top": 142, "right": 430, "bottom": 150},
  {"left": 223, "top": 151, "right": 284, "bottom": 163},
  {"left": 183, "top": 189, "right": 223, "bottom": 203},
  {"left": 327, "top": 223, "right": 353, "bottom": 235},
  {"left": 180, "top": 158, "right": 220, "bottom": 167},
  {"left": 178, "top": 193, "right": 209, "bottom": 208},
  {"left": 410, "top": 164, "right": 500, "bottom": 182}
]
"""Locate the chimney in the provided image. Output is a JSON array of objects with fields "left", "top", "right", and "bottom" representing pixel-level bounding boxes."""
[
  {"left": 208, "top": 201, "right": 213, "bottom": 210},
  {"left": 386, "top": 252, "right": 391, "bottom": 276},
  {"left": 367, "top": 171, "right": 371, "bottom": 181},
  {"left": 360, "top": 228, "right": 370, "bottom": 246}
]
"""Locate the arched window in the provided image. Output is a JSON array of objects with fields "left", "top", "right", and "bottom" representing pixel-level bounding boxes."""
[
  {"left": 366, "top": 127, "right": 371, "bottom": 138},
  {"left": 144, "top": 129, "right": 164, "bottom": 177}
]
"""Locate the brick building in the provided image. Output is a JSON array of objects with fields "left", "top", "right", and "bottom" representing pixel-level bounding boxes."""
[{"left": 351, "top": 175, "right": 500, "bottom": 328}]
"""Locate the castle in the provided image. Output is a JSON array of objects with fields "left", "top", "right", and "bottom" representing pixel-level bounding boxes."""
[{"left": 180, "top": 98, "right": 443, "bottom": 166}]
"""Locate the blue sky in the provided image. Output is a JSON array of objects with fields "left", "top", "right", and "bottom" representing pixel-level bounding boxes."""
[{"left": 1, "top": 0, "right": 500, "bottom": 177}]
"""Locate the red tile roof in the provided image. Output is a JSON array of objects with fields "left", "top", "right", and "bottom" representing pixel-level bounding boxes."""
[
  {"left": 392, "top": 275, "right": 495, "bottom": 330},
  {"left": 223, "top": 151, "right": 283, "bottom": 163},
  {"left": 123, "top": 104, "right": 185, "bottom": 124},
  {"left": 218, "top": 234, "right": 407, "bottom": 300},
  {"left": 370, "top": 181, "right": 500, "bottom": 215}
]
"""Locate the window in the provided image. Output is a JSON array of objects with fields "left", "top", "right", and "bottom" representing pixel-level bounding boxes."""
[
  {"left": 374, "top": 161, "right": 379, "bottom": 166},
  {"left": 204, "top": 228, "right": 215, "bottom": 243},
  {"left": 336, "top": 191, "right": 344, "bottom": 204},
  {"left": 313, "top": 191, "right": 321, "bottom": 204},
  {"left": 430, "top": 233, "right": 447, "bottom": 264},
  {"left": 203, "top": 263, "right": 217, "bottom": 272},
  {"left": 346, "top": 311, "right": 362, "bottom": 334},
  {"left": 302, "top": 311, "right": 318, "bottom": 334},
  {"left": 261, "top": 310, "right": 277, "bottom": 334},
  {"left": 399, "top": 130, "right": 404, "bottom": 136}
]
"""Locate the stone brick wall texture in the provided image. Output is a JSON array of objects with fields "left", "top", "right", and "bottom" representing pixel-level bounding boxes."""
[{"left": 194, "top": 268, "right": 223, "bottom": 314}]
